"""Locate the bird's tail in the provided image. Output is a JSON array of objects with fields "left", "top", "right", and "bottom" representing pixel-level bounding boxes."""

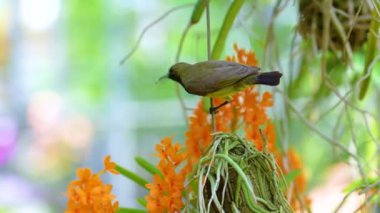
[{"left": 255, "top": 71, "right": 282, "bottom": 86}]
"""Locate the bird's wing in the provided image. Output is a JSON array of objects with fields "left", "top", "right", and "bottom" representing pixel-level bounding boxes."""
[{"left": 182, "top": 61, "right": 260, "bottom": 95}]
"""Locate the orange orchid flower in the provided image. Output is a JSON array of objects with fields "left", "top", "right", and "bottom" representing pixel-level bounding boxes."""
[
  {"left": 145, "top": 137, "right": 188, "bottom": 213},
  {"left": 104, "top": 155, "right": 120, "bottom": 175},
  {"left": 65, "top": 157, "right": 119, "bottom": 213}
]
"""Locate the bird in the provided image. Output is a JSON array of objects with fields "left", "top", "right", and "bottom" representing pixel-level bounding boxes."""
[{"left": 159, "top": 60, "right": 282, "bottom": 112}]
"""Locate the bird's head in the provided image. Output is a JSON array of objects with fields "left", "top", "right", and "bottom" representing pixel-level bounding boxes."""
[
  {"left": 168, "top": 62, "right": 188, "bottom": 83},
  {"left": 158, "top": 62, "right": 189, "bottom": 84}
]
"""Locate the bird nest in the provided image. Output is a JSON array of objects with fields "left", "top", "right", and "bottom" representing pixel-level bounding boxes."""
[
  {"left": 190, "top": 133, "right": 293, "bottom": 213},
  {"left": 298, "top": 0, "right": 372, "bottom": 52}
]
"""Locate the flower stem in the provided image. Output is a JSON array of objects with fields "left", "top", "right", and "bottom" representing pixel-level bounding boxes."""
[
  {"left": 115, "top": 164, "right": 148, "bottom": 189},
  {"left": 205, "top": 0, "right": 216, "bottom": 135},
  {"left": 116, "top": 207, "right": 147, "bottom": 213},
  {"left": 135, "top": 156, "right": 163, "bottom": 177}
]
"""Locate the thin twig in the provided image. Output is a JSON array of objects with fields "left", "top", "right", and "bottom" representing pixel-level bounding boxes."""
[
  {"left": 371, "top": 0, "right": 380, "bottom": 17},
  {"left": 353, "top": 190, "right": 378, "bottom": 213},
  {"left": 174, "top": 24, "right": 192, "bottom": 127},
  {"left": 335, "top": 180, "right": 380, "bottom": 212},
  {"left": 318, "top": 0, "right": 379, "bottom": 180},
  {"left": 344, "top": 104, "right": 366, "bottom": 179},
  {"left": 205, "top": 0, "right": 216, "bottom": 134},
  {"left": 340, "top": 1, "right": 364, "bottom": 55},
  {"left": 333, "top": 187, "right": 361, "bottom": 213},
  {"left": 264, "top": 0, "right": 292, "bottom": 193},
  {"left": 317, "top": 54, "right": 380, "bottom": 124},
  {"left": 275, "top": 88, "right": 361, "bottom": 163},
  {"left": 321, "top": 0, "right": 332, "bottom": 80},
  {"left": 330, "top": 6, "right": 353, "bottom": 65},
  {"left": 333, "top": 7, "right": 371, "bottom": 20},
  {"left": 319, "top": 0, "right": 377, "bottom": 122},
  {"left": 263, "top": 0, "right": 290, "bottom": 68},
  {"left": 119, "top": 3, "right": 194, "bottom": 65},
  {"left": 176, "top": 24, "right": 191, "bottom": 62},
  {"left": 206, "top": 2, "right": 211, "bottom": 59},
  {"left": 175, "top": 85, "right": 189, "bottom": 126}
]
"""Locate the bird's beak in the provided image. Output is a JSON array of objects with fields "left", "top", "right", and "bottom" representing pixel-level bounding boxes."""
[{"left": 156, "top": 73, "right": 169, "bottom": 84}]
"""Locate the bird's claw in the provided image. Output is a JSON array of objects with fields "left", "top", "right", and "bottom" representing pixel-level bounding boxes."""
[
  {"left": 209, "top": 107, "right": 218, "bottom": 114},
  {"left": 209, "top": 101, "right": 231, "bottom": 114}
]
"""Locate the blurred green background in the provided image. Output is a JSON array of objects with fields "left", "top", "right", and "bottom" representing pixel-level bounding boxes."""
[{"left": 0, "top": 0, "right": 379, "bottom": 212}]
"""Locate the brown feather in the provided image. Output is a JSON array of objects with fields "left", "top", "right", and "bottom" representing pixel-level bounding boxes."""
[{"left": 169, "top": 60, "right": 260, "bottom": 96}]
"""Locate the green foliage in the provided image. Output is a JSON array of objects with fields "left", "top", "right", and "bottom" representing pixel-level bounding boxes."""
[
  {"left": 115, "top": 157, "right": 161, "bottom": 210},
  {"left": 115, "top": 164, "right": 149, "bottom": 189},
  {"left": 359, "top": 2, "right": 380, "bottom": 100},
  {"left": 211, "top": 0, "right": 244, "bottom": 60},
  {"left": 117, "top": 208, "right": 147, "bottom": 213},
  {"left": 137, "top": 198, "right": 147, "bottom": 207},
  {"left": 135, "top": 156, "right": 163, "bottom": 177},
  {"left": 190, "top": 0, "right": 206, "bottom": 24},
  {"left": 284, "top": 169, "right": 301, "bottom": 186},
  {"left": 288, "top": 46, "right": 319, "bottom": 98},
  {"left": 344, "top": 177, "right": 379, "bottom": 193}
]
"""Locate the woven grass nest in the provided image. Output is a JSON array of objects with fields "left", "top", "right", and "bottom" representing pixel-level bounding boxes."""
[
  {"left": 192, "top": 133, "right": 293, "bottom": 213},
  {"left": 298, "top": 0, "right": 372, "bottom": 52}
]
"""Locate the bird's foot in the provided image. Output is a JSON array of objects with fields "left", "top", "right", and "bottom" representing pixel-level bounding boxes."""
[
  {"left": 209, "top": 107, "right": 217, "bottom": 114},
  {"left": 209, "top": 101, "right": 230, "bottom": 114}
]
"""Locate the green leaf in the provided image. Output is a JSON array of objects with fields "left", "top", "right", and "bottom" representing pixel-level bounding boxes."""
[
  {"left": 117, "top": 207, "right": 147, "bottom": 213},
  {"left": 135, "top": 156, "right": 162, "bottom": 177},
  {"left": 211, "top": 0, "right": 244, "bottom": 60},
  {"left": 284, "top": 169, "right": 301, "bottom": 185},
  {"left": 359, "top": 2, "right": 380, "bottom": 100},
  {"left": 115, "top": 164, "right": 148, "bottom": 189},
  {"left": 343, "top": 177, "right": 378, "bottom": 193},
  {"left": 190, "top": 0, "right": 206, "bottom": 24},
  {"left": 137, "top": 197, "right": 147, "bottom": 207}
]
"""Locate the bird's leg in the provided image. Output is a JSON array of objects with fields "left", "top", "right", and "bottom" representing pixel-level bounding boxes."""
[{"left": 209, "top": 101, "right": 230, "bottom": 114}]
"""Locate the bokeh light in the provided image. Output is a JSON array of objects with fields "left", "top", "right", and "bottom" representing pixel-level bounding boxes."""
[
  {"left": 19, "top": 0, "right": 61, "bottom": 32},
  {"left": 0, "top": 116, "right": 17, "bottom": 166}
]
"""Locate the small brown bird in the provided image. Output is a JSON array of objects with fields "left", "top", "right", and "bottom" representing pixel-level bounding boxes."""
[{"left": 159, "top": 60, "right": 282, "bottom": 111}]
